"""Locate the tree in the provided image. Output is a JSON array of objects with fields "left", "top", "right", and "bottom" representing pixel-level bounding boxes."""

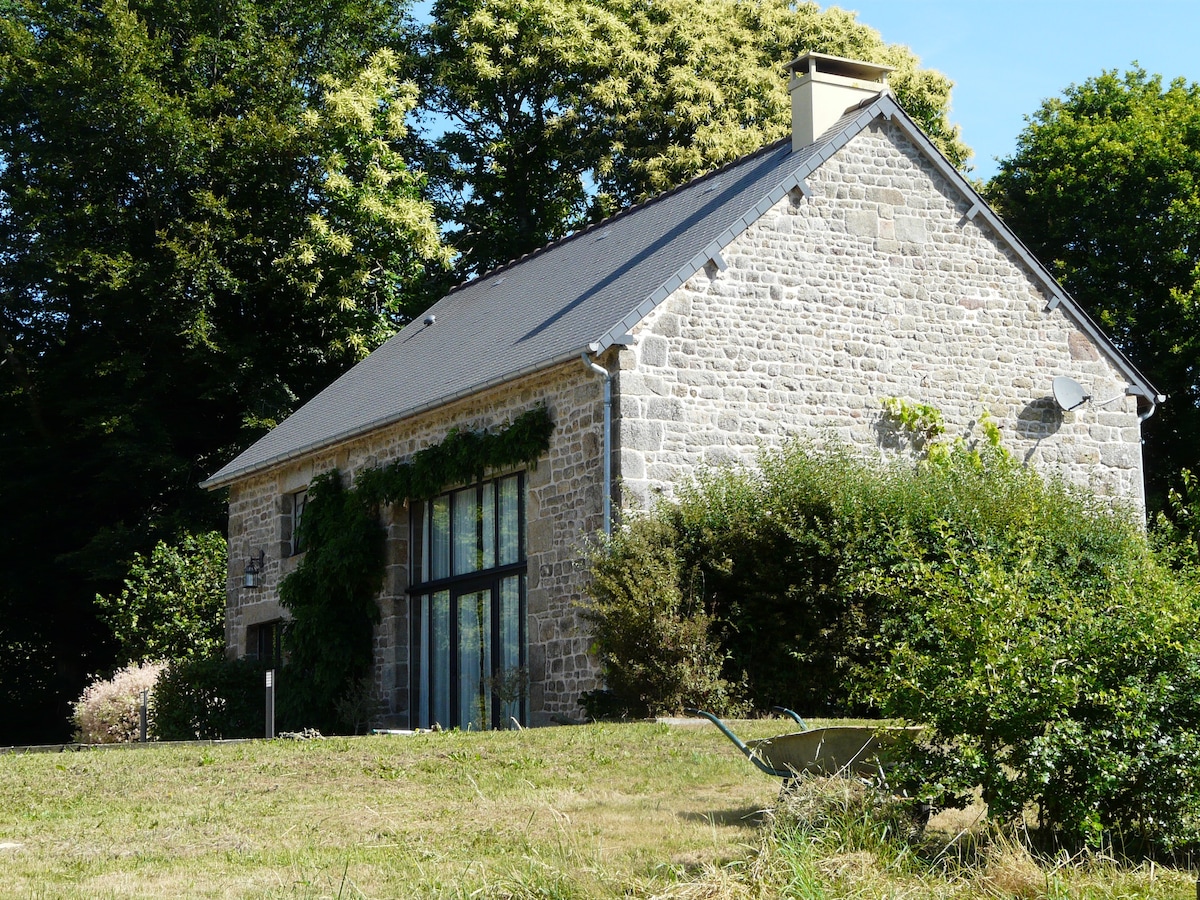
[
  {"left": 95, "top": 531, "right": 227, "bottom": 665},
  {"left": 415, "top": 0, "right": 633, "bottom": 278},
  {"left": 986, "top": 68, "right": 1200, "bottom": 507},
  {"left": 416, "top": 0, "right": 967, "bottom": 278},
  {"left": 596, "top": 0, "right": 968, "bottom": 203},
  {"left": 0, "top": 0, "right": 447, "bottom": 743}
]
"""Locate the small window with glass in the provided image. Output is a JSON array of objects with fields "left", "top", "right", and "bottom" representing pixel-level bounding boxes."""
[
  {"left": 287, "top": 488, "right": 307, "bottom": 557},
  {"left": 410, "top": 473, "right": 526, "bottom": 730},
  {"left": 247, "top": 620, "right": 284, "bottom": 669}
]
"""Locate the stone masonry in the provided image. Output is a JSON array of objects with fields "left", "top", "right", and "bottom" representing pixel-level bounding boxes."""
[
  {"left": 224, "top": 360, "right": 608, "bottom": 727},
  {"left": 616, "top": 120, "right": 1146, "bottom": 514}
]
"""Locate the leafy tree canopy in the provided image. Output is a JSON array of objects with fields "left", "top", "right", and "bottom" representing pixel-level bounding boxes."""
[
  {"left": 0, "top": 0, "right": 447, "bottom": 742},
  {"left": 986, "top": 67, "right": 1200, "bottom": 505},
  {"left": 95, "top": 531, "right": 227, "bottom": 666},
  {"left": 415, "top": 0, "right": 968, "bottom": 278}
]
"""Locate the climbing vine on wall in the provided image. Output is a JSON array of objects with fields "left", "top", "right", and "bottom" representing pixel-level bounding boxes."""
[{"left": 278, "top": 405, "right": 554, "bottom": 731}]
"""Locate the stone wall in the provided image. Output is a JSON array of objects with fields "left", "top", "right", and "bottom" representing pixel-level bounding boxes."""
[
  {"left": 617, "top": 119, "right": 1146, "bottom": 514},
  {"left": 223, "top": 359, "right": 607, "bottom": 727}
]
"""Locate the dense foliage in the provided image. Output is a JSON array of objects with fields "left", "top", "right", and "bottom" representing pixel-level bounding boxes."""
[
  {"left": 95, "top": 531, "right": 227, "bottom": 666},
  {"left": 859, "top": 521, "right": 1200, "bottom": 854},
  {"left": 1158, "top": 468, "right": 1200, "bottom": 569},
  {"left": 586, "top": 422, "right": 1200, "bottom": 853},
  {"left": 987, "top": 67, "right": 1200, "bottom": 508},
  {"left": 151, "top": 655, "right": 268, "bottom": 741},
  {"left": 279, "top": 407, "right": 554, "bottom": 731},
  {"left": 583, "top": 517, "right": 744, "bottom": 720},
  {"left": 0, "top": 0, "right": 448, "bottom": 743},
  {"left": 278, "top": 472, "right": 387, "bottom": 734},
  {"left": 414, "top": 0, "right": 967, "bottom": 278}
]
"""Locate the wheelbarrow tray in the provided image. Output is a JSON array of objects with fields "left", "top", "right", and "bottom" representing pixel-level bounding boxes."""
[{"left": 746, "top": 725, "right": 924, "bottom": 778}]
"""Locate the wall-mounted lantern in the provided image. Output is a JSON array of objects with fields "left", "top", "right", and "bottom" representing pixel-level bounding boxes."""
[{"left": 243, "top": 548, "right": 266, "bottom": 589}]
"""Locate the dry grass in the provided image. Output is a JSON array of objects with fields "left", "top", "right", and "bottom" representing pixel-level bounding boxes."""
[
  {"left": 0, "top": 720, "right": 785, "bottom": 898},
  {"left": 0, "top": 720, "right": 1194, "bottom": 898}
]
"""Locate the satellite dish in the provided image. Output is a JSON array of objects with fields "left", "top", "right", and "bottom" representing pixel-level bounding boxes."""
[{"left": 1052, "top": 376, "right": 1090, "bottom": 411}]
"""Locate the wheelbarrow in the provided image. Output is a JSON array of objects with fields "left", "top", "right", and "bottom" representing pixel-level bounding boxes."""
[{"left": 687, "top": 707, "right": 924, "bottom": 783}]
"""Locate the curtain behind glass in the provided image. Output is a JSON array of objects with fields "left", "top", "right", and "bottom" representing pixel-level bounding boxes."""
[{"left": 457, "top": 591, "right": 491, "bottom": 729}]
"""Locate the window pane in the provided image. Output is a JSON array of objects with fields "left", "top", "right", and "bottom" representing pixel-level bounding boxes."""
[
  {"left": 499, "top": 576, "right": 521, "bottom": 672},
  {"left": 416, "top": 503, "right": 428, "bottom": 585},
  {"left": 415, "top": 596, "right": 428, "bottom": 727},
  {"left": 481, "top": 484, "right": 495, "bottom": 571},
  {"left": 430, "top": 591, "right": 450, "bottom": 729},
  {"left": 499, "top": 475, "right": 520, "bottom": 565},
  {"left": 452, "top": 488, "right": 477, "bottom": 576},
  {"left": 498, "top": 576, "right": 523, "bottom": 725},
  {"left": 457, "top": 591, "right": 491, "bottom": 730},
  {"left": 292, "top": 490, "right": 307, "bottom": 556},
  {"left": 430, "top": 496, "right": 450, "bottom": 581}
]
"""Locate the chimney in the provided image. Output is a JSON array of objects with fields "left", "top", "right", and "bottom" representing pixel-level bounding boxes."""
[{"left": 785, "top": 52, "right": 893, "bottom": 151}]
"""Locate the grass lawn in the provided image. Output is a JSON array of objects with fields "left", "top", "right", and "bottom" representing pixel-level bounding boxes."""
[{"left": 0, "top": 719, "right": 1193, "bottom": 898}]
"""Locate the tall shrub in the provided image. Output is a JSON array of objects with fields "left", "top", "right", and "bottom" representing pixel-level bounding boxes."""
[
  {"left": 95, "top": 531, "right": 227, "bottom": 665},
  {"left": 585, "top": 423, "right": 1200, "bottom": 852},
  {"left": 671, "top": 444, "right": 884, "bottom": 712},
  {"left": 857, "top": 518, "right": 1200, "bottom": 854},
  {"left": 583, "top": 516, "right": 743, "bottom": 717}
]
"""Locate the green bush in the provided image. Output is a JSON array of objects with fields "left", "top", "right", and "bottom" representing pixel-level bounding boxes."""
[
  {"left": 151, "top": 655, "right": 268, "bottom": 741},
  {"left": 856, "top": 519, "right": 1200, "bottom": 854},
  {"left": 585, "top": 418, "right": 1200, "bottom": 853},
  {"left": 583, "top": 516, "right": 745, "bottom": 717},
  {"left": 670, "top": 443, "right": 883, "bottom": 712},
  {"left": 95, "top": 531, "right": 227, "bottom": 665}
]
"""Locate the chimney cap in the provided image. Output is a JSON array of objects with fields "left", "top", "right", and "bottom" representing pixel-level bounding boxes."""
[{"left": 784, "top": 51, "right": 894, "bottom": 85}]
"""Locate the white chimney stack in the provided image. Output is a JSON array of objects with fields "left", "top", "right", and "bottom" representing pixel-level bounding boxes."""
[{"left": 785, "top": 52, "right": 893, "bottom": 152}]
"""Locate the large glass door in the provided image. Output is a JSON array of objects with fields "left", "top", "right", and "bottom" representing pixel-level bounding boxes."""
[
  {"left": 456, "top": 588, "right": 491, "bottom": 731},
  {"left": 413, "top": 576, "right": 525, "bottom": 730},
  {"left": 410, "top": 472, "right": 527, "bottom": 730}
]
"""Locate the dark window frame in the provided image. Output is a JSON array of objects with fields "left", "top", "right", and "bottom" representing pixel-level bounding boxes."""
[
  {"left": 409, "top": 473, "right": 527, "bottom": 730},
  {"left": 289, "top": 488, "right": 307, "bottom": 557},
  {"left": 247, "top": 620, "right": 284, "bottom": 669}
]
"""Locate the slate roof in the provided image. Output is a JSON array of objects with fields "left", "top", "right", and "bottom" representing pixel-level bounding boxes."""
[{"left": 203, "top": 94, "right": 1161, "bottom": 489}]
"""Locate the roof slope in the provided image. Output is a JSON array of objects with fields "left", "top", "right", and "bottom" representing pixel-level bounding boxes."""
[{"left": 204, "top": 95, "right": 1160, "bottom": 489}]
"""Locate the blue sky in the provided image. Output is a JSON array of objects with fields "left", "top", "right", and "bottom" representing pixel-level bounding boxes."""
[{"left": 838, "top": 0, "right": 1200, "bottom": 180}]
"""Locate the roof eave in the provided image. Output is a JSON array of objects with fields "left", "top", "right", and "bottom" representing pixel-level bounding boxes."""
[
  {"left": 206, "top": 95, "right": 1162, "bottom": 488},
  {"left": 200, "top": 349, "right": 593, "bottom": 490}
]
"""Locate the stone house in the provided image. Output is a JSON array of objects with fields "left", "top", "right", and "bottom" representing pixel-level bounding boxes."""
[{"left": 203, "top": 53, "right": 1161, "bottom": 729}]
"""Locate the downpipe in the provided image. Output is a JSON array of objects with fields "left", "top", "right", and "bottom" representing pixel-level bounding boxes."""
[{"left": 581, "top": 352, "right": 613, "bottom": 536}]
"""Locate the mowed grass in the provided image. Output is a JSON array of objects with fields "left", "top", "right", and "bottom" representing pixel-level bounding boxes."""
[
  {"left": 0, "top": 720, "right": 1194, "bottom": 899},
  {"left": 0, "top": 719, "right": 785, "bottom": 898}
]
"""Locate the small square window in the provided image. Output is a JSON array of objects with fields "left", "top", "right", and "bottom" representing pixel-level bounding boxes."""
[{"left": 247, "top": 620, "right": 284, "bottom": 669}]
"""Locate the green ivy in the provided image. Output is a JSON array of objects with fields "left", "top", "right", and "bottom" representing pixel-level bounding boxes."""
[
  {"left": 353, "top": 405, "right": 555, "bottom": 506},
  {"left": 278, "top": 405, "right": 554, "bottom": 732}
]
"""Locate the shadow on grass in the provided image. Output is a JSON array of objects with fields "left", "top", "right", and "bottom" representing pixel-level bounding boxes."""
[{"left": 677, "top": 804, "right": 768, "bottom": 828}]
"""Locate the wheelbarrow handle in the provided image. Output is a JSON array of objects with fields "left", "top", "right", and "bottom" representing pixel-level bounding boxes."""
[
  {"left": 686, "top": 708, "right": 794, "bottom": 779},
  {"left": 771, "top": 706, "right": 808, "bottom": 729}
]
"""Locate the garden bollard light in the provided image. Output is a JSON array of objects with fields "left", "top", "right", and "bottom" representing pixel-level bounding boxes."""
[{"left": 265, "top": 669, "right": 275, "bottom": 739}]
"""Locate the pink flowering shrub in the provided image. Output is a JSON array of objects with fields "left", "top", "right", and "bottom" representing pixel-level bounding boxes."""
[{"left": 72, "top": 662, "right": 166, "bottom": 744}]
